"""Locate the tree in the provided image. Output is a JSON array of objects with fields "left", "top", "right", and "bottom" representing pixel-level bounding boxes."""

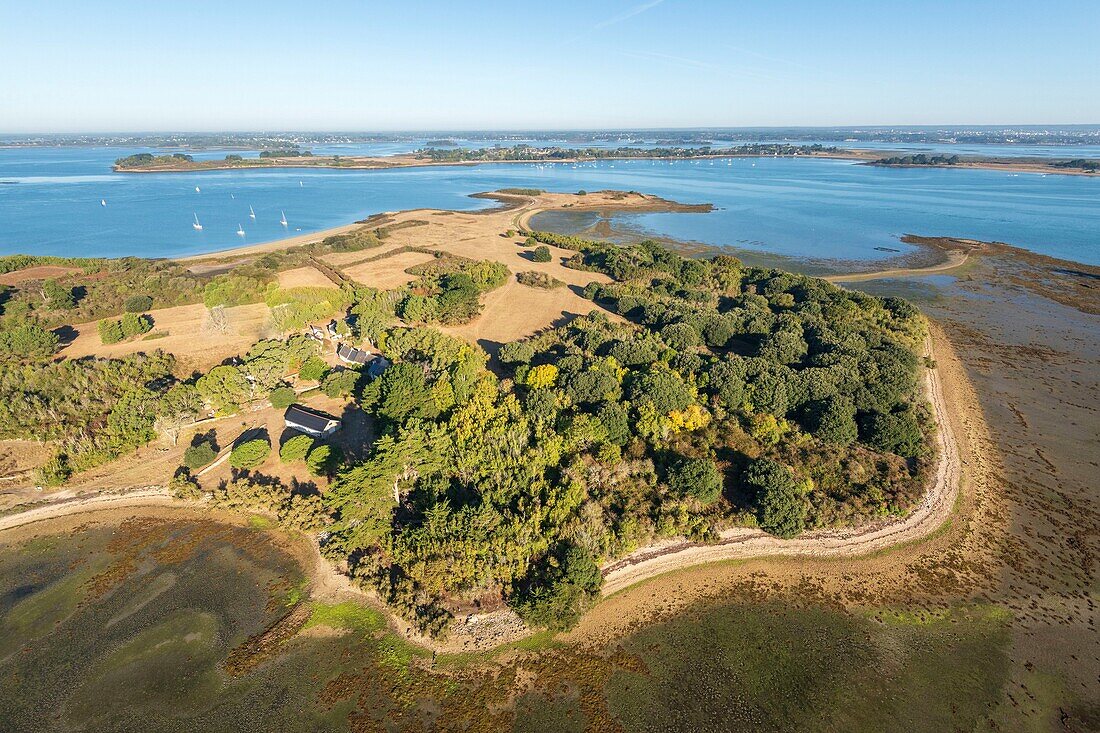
[
  {"left": 524, "top": 364, "right": 559, "bottom": 389},
  {"left": 745, "top": 458, "right": 806, "bottom": 538},
  {"left": 0, "top": 323, "right": 60, "bottom": 360},
  {"left": 376, "top": 362, "right": 436, "bottom": 423},
  {"left": 197, "top": 365, "right": 250, "bottom": 415},
  {"left": 183, "top": 441, "right": 217, "bottom": 470},
  {"left": 805, "top": 395, "right": 857, "bottom": 446},
  {"left": 98, "top": 319, "right": 125, "bottom": 345},
  {"left": 321, "top": 368, "right": 360, "bottom": 398},
  {"left": 668, "top": 456, "right": 723, "bottom": 504},
  {"left": 269, "top": 386, "right": 296, "bottom": 409},
  {"left": 41, "top": 280, "right": 75, "bottom": 310},
  {"left": 861, "top": 409, "right": 923, "bottom": 458},
  {"left": 229, "top": 438, "right": 271, "bottom": 469},
  {"left": 531, "top": 245, "right": 552, "bottom": 263},
  {"left": 661, "top": 322, "right": 702, "bottom": 350},
  {"left": 498, "top": 341, "right": 535, "bottom": 365},
  {"left": 120, "top": 312, "right": 153, "bottom": 338},
  {"left": 298, "top": 355, "right": 329, "bottom": 382},
  {"left": 280, "top": 434, "right": 315, "bottom": 462},
  {"left": 627, "top": 368, "right": 693, "bottom": 415},
  {"left": 124, "top": 294, "right": 154, "bottom": 313},
  {"left": 307, "top": 444, "right": 342, "bottom": 476}
]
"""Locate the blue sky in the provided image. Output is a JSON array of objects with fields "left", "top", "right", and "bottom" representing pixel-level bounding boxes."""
[{"left": 1, "top": 0, "right": 1097, "bottom": 132}]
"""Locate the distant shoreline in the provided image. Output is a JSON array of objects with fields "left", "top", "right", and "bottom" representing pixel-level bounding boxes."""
[{"left": 112, "top": 148, "right": 1100, "bottom": 177}]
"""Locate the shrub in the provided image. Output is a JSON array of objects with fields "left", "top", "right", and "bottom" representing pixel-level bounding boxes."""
[
  {"left": 124, "top": 294, "right": 154, "bottom": 313},
  {"left": 183, "top": 441, "right": 217, "bottom": 470},
  {"left": 169, "top": 469, "right": 203, "bottom": 500},
  {"left": 269, "top": 386, "right": 296, "bottom": 408},
  {"left": 229, "top": 438, "right": 271, "bottom": 469},
  {"left": 280, "top": 434, "right": 315, "bottom": 462},
  {"left": 516, "top": 271, "right": 564, "bottom": 289},
  {"left": 668, "top": 456, "right": 723, "bottom": 504},
  {"left": 531, "top": 245, "right": 552, "bottom": 263}
]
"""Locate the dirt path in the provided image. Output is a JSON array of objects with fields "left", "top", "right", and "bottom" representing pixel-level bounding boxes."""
[
  {"left": 823, "top": 249, "right": 970, "bottom": 282},
  {"left": 600, "top": 325, "right": 960, "bottom": 596}
]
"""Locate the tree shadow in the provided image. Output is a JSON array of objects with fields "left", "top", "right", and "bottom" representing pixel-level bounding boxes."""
[
  {"left": 192, "top": 429, "right": 219, "bottom": 451},
  {"left": 52, "top": 325, "right": 78, "bottom": 347}
]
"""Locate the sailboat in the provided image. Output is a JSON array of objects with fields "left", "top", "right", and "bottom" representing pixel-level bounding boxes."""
[
  {"left": 195, "top": 186, "right": 201, "bottom": 193},
  {"left": 299, "top": 180, "right": 303, "bottom": 187},
  {"left": 192, "top": 213, "right": 203, "bottom": 231},
  {"left": 100, "top": 199, "right": 106, "bottom": 207},
  {"left": 249, "top": 205, "right": 256, "bottom": 220},
  {"left": 280, "top": 211, "right": 288, "bottom": 227},
  {"left": 237, "top": 223, "right": 246, "bottom": 237}
]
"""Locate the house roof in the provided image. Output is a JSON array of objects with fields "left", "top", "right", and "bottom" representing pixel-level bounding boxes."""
[
  {"left": 284, "top": 404, "right": 339, "bottom": 433},
  {"left": 337, "top": 343, "right": 371, "bottom": 364}
]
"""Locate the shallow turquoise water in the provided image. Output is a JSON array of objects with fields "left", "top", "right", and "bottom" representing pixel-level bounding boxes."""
[{"left": 0, "top": 147, "right": 1096, "bottom": 264}]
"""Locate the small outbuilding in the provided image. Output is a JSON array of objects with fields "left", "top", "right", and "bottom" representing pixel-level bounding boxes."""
[{"left": 283, "top": 404, "right": 341, "bottom": 438}]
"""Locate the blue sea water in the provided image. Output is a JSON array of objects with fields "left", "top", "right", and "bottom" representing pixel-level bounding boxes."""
[{"left": 0, "top": 146, "right": 1097, "bottom": 265}]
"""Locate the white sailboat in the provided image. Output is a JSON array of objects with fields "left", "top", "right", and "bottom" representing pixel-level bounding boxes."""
[
  {"left": 249, "top": 205, "right": 256, "bottom": 220},
  {"left": 192, "top": 213, "right": 203, "bottom": 231},
  {"left": 237, "top": 223, "right": 246, "bottom": 237},
  {"left": 280, "top": 211, "right": 288, "bottom": 227},
  {"left": 299, "top": 180, "right": 303, "bottom": 187},
  {"left": 195, "top": 186, "right": 201, "bottom": 193},
  {"left": 100, "top": 199, "right": 106, "bottom": 207}
]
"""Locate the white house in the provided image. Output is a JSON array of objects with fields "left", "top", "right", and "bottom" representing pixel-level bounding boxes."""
[{"left": 283, "top": 404, "right": 341, "bottom": 438}]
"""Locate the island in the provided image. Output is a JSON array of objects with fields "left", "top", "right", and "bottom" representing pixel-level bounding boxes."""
[{"left": 0, "top": 189, "right": 946, "bottom": 643}]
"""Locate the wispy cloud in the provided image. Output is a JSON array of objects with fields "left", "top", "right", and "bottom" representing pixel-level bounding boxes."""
[{"left": 593, "top": 0, "right": 665, "bottom": 31}]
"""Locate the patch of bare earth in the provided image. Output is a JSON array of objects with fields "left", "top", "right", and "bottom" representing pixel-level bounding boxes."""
[
  {"left": 275, "top": 266, "right": 338, "bottom": 289},
  {"left": 0, "top": 265, "right": 83, "bottom": 286},
  {"left": 60, "top": 302, "right": 273, "bottom": 373}
]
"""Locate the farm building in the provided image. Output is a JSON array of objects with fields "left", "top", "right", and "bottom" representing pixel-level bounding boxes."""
[{"left": 283, "top": 404, "right": 341, "bottom": 438}]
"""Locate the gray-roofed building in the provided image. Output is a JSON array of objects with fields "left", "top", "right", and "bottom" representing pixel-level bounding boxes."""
[
  {"left": 336, "top": 342, "right": 372, "bottom": 365},
  {"left": 283, "top": 404, "right": 341, "bottom": 437}
]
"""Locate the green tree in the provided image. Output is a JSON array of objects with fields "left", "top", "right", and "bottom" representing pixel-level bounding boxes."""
[
  {"left": 42, "top": 280, "right": 76, "bottom": 310},
  {"left": 183, "top": 441, "right": 217, "bottom": 470},
  {"left": 0, "top": 323, "right": 60, "bottom": 359},
  {"left": 269, "top": 386, "right": 296, "bottom": 409},
  {"left": 668, "top": 456, "right": 723, "bottom": 504},
  {"left": 531, "top": 245, "right": 552, "bottom": 263},
  {"left": 298, "top": 355, "right": 329, "bottom": 381},
  {"left": 197, "top": 365, "right": 250, "bottom": 415},
  {"left": 124, "top": 294, "right": 154, "bottom": 313},
  {"left": 120, "top": 312, "right": 153, "bottom": 338},
  {"left": 321, "top": 368, "right": 360, "bottom": 398},
  {"left": 806, "top": 395, "right": 858, "bottom": 446},
  {"left": 229, "top": 438, "right": 271, "bottom": 469},
  {"left": 280, "top": 434, "right": 315, "bottom": 462},
  {"left": 746, "top": 458, "right": 806, "bottom": 538},
  {"left": 861, "top": 409, "right": 923, "bottom": 458},
  {"left": 307, "top": 444, "right": 342, "bottom": 476},
  {"left": 98, "top": 319, "right": 125, "bottom": 345}
]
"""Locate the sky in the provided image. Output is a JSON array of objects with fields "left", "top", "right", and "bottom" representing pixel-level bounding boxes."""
[{"left": 1, "top": 0, "right": 1097, "bottom": 132}]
